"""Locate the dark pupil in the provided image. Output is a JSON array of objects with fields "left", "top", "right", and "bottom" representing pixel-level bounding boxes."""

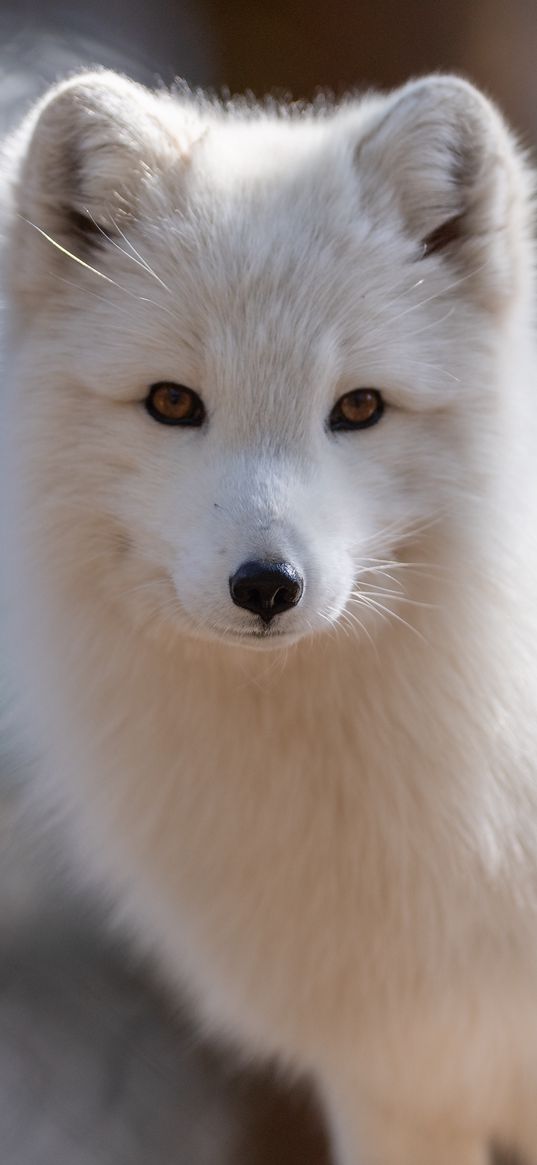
[{"left": 168, "top": 388, "right": 183, "bottom": 406}]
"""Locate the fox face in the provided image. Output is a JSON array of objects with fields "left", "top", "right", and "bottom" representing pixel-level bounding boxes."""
[{"left": 3, "top": 71, "right": 530, "bottom": 650}]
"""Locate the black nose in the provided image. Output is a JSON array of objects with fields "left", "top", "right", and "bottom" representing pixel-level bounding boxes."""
[{"left": 229, "top": 560, "right": 304, "bottom": 623}]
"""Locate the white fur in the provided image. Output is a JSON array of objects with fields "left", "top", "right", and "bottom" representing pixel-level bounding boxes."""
[{"left": 2, "top": 70, "right": 537, "bottom": 1162}]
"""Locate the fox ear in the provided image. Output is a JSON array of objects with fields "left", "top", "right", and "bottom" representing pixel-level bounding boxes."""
[
  {"left": 356, "top": 75, "right": 532, "bottom": 307},
  {"left": 11, "top": 71, "right": 195, "bottom": 287}
]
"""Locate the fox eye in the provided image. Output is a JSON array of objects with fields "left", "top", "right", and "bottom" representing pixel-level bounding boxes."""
[
  {"left": 145, "top": 383, "right": 206, "bottom": 427},
  {"left": 329, "top": 388, "right": 384, "bottom": 431}
]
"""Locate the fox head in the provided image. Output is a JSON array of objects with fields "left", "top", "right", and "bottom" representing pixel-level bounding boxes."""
[{"left": 3, "top": 71, "right": 533, "bottom": 650}]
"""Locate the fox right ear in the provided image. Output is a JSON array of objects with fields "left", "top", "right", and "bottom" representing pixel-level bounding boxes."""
[{"left": 11, "top": 71, "right": 198, "bottom": 290}]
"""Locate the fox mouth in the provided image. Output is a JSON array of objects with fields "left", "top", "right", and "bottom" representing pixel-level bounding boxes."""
[{"left": 205, "top": 623, "right": 304, "bottom": 650}]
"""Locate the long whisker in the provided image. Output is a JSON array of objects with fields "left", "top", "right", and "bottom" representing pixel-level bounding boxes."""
[
  {"left": 22, "top": 217, "right": 121, "bottom": 285},
  {"left": 400, "top": 305, "right": 457, "bottom": 341},
  {"left": 352, "top": 593, "right": 427, "bottom": 642},
  {"left": 52, "top": 274, "right": 134, "bottom": 317},
  {"left": 396, "top": 357, "right": 461, "bottom": 384},
  {"left": 352, "top": 587, "right": 438, "bottom": 611},
  {"left": 356, "top": 567, "right": 405, "bottom": 588},
  {"left": 109, "top": 213, "right": 172, "bottom": 293},
  {"left": 358, "top": 556, "right": 450, "bottom": 571},
  {"left": 358, "top": 260, "right": 488, "bottom": 356},
  {"left": 84, "top": 210, "right": 167, "bottom": 287},
  {"left": 24, "top": 216, "right": 179, "bottom": 321},
  {"left": 358, "top": 306, "right": 459, "bottom": 358},
  {"left": 328, "top": 603, "right": 378, "bottom": 653},
  {"left": 380, "top": 263, "right": 488, "bottom": 331}
]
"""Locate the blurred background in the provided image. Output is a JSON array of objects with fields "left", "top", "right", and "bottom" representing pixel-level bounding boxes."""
[
  {"left": 1, "top": 0, "right": 537, "bottom": 138},
  {"left": 0, "top": 1, "right": 536, "bottom": 1162}
]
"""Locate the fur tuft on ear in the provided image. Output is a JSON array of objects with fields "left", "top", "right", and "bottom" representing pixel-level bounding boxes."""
[
  {"left": 10, "top": 70, "right": 199, "bottom": 285},
  {"left": 355, "top": 75, "right": 534, "bottom": 308}
]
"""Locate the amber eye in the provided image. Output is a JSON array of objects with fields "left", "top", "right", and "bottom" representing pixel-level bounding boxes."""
[
  {"left": 329, "top": 388, "right": 384, "bottom": 432},
  {"left": 145, "top": 382, "right": 206, "bottom": 427}
]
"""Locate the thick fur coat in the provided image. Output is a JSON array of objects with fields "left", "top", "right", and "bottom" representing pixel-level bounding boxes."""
[{"left": 1, "top": 70, "right": 537, "bottom": 1163}]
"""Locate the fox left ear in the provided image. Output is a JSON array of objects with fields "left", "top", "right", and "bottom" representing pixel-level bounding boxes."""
[{"left": 355, "top": 75, "right": 533, "bottom": 309}]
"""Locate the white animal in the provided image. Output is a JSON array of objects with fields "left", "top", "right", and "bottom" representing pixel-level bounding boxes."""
[{"left": 1, "top": 69, "right": 536, "bottom": 1164}]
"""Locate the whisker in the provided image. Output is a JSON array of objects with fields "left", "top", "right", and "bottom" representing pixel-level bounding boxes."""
[
  {"left": 399, "top": 355, "right": 461, "bottom": 384},
  {"left": 52, "top": 274, "right": 134, "bottom": 317},
  {"left": 330, "top": 603, "right": 378, "bottom": 652},
  {"left": 400, "top": 305, "right": 457, "bottom": 342},
  {"left": 380, "top": 263, "right": 488, "bottom": 331},
  {"left": 352, "top": 588, "right": 437, "bottom": 611},
  {"left": 84, "top": 210, "right": 165, "bottom": 285},
  {"left": 22, "top": 217, "right": 121, "bottom": 285},
  {"left": 358, "top": 557, "right": 449, "bottom": 571},
  {"left": 109, "top": 213, "right": 172, "bottom": 293},
  {"left": 354, "top": 594, "right": 427, "bottom": 642},
  {"left": 24, "top": 215, "right": 179, "bottom": 322},
  {"left": 357, "top": 260, "right": 488, "bottom": 354},
  {"left": 319, "top": 609, "right": 351, "bottom": 643},
  {"left": 356, "top": 568, "right": 405, "bottom": 589}
]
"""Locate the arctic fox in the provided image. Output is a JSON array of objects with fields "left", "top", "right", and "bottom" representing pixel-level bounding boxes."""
[{"left": 1, "top": 69, "right": 537, "bottom": 1164}]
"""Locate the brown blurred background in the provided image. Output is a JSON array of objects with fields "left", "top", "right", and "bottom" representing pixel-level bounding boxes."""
[
  {"left": 0, "top": 1, "right": 536, "bottom": 1163},
  {"left": 1, "top": 0, "right": 537, "bottom": 140},
  {"left": 214, "top": 0, "right": 537, "bottom": 143}
]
